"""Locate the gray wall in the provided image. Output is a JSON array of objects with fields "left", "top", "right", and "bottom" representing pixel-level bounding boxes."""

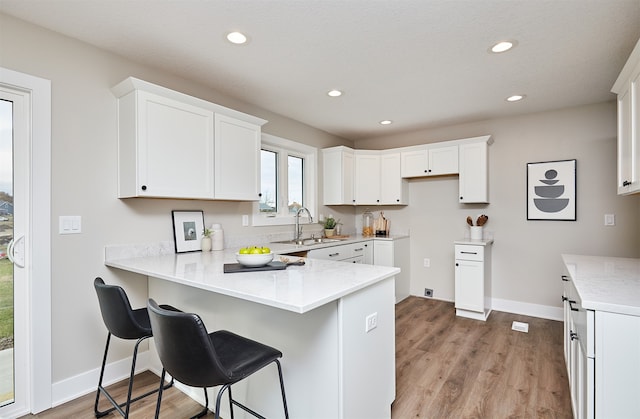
[
  {"left": 2, "top": 11, "right": 639, "bottom": 390},
  {"left": 355, "top": 103, "right": 640, "bottom": 308},
  {"left": 0, "top": 13, "right": 351, "bottom": 383}
]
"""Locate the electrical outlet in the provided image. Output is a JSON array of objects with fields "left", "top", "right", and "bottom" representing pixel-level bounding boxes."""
[
  {"left": 604, "top": 214, "right": 615, "bottom": 226},
  {"left": 365, "top": 312, "right": 378, "bottom": 332},
  {"left": 424, "top": 288, "right": 433, "bottom": 298},
  {"left": 423, "top": 258, "right": 430, "bottom": 268}
]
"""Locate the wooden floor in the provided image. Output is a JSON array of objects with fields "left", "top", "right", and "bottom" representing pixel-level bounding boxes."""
[
  {"left": 393, "top": 297, "right": 572, "bottom": 419},
  {"left": 21, "top": 297, "right": 572, "bottom": 419}
]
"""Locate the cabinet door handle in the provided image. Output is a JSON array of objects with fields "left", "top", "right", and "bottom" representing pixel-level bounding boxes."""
[
  {"left": 354, "top": 248, "right": 364, "bottom": 252},
  {"left": 562, "top": 296, "right": 568, "bottom": 302},
  {"left": 623, "top": 180, "right": 632, "bottom": 187},
  {"left": 570, "top": 331, "right": 579, "bottom": 341},
  {"left": 561, "top": 275, "right": 569, "bottom": 282},
  {"left": 568, "top": 300, "right": 579, "bottom": 312},
  {"left": 329, "top": 252, "right": 340, "bottom": 257},
  {"left": 141, "top": 185, "right": 147, "bottom": 191},
  {"left": 455, "top": 263, "right": 459, "bottom": 267},
  {"left": 460, "top": 251, "right": 477, "bottom": 255},
  {"left": 459, "top": 196, "right": 463, "bottom": 200}
]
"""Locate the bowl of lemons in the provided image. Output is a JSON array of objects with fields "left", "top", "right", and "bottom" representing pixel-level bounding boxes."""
[{"left": 236, "top": 246, "right": 273, "bottom": 267}]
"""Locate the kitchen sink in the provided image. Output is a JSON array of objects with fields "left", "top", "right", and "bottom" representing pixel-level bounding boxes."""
[{"left": 272, "top": 237, "right": 345, "bottom": 246}]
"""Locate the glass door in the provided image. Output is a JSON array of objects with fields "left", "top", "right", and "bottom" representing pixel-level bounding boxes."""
[
  {"left": 0, "top": 85, "right": 29, "bottom": 417},
  {"left": 0, "top": 95, "right": 16, "bottom": 409}
]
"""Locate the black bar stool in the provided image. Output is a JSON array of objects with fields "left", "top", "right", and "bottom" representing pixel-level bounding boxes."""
[
  {"left": 147, "top": 298, "right": 289, "bottom": 419},
  {"left": 93, "top": 278, "right": 175, "bottom": 418}
]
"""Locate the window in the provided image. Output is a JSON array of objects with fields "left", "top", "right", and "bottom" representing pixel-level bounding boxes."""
[{"left": 253, "top": 134, "right": 317, "bottom": 226}]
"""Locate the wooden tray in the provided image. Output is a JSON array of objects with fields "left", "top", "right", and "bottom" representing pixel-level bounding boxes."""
[{"left": 223, "top": 261, "right": 287, "bottom": 274}]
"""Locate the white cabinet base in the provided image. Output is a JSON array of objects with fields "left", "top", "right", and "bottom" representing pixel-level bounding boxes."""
[{"left": 455, "top": 307, "right": 491, "bottom": 321}]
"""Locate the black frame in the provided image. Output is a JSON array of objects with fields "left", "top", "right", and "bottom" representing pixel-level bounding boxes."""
[{"left": 171, "top": 210, "right": 205, "bottom": 253}]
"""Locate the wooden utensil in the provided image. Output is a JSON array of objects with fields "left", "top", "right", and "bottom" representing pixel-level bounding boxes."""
[
  {"left": 476, "top": 215, "right": 488, "bottom": 226},
  {"left": 466, "top": 216, "right": 473, "bottom": 226}
]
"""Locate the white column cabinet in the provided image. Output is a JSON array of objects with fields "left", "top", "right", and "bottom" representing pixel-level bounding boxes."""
[
  {"left": 400, "top": 144, "right": 459, "bottom": 178},
  {"left": 214, "top": 114, "right": 261, "bottom": 201},
  {"left": 112, "top": 77, "right": 266, "bottom": 200},
  {"left": 454, "top": 241, "right": 492, "bottom": 321},
  {"left": 612, "top": 38, "right": 640, "bottom": 195}
]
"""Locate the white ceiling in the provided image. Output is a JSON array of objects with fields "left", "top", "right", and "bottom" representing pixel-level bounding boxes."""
[{"left": 2, "top": 0, "right": 639, "bottom": 141}]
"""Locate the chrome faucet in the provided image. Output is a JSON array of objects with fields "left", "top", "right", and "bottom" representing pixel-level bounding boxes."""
[{"left": 294, "top": 207, "right": 313, "bottom": 243}]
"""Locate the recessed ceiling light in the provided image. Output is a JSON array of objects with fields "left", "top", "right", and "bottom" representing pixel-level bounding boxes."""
[
  {"left": 490, "top": 40, "right": 517, "bottom": 53},
  {"left": 380, "top": 120, "right": 393, "bottom": 125},
  {"left": 327, "top": 89, "right": 343, "bottom": 97},
  {"left": 506, "top": 94, "right": 525, "bottom": 102},
  {"left": 226, "top": 31, "right": 248, "bottom": 45}
]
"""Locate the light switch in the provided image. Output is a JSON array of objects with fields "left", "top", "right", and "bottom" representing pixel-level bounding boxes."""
[{"left": 59, "top": 216, "right": 82, "bottom": 234}]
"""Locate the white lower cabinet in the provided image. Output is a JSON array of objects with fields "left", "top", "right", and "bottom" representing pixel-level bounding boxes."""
[
  {"left": 307, "top": 240, "right": 373, "bottom": 264},
  {"left": 454, "top": 241, "right": 492, "bottom": 321},
  {"left": 373, "top": 238, "right": 410, "bottom": 303},
  {"left": 562, "top": 266, "right": 640, "bottom": 419}
]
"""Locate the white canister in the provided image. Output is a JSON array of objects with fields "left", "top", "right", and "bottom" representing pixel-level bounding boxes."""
[
  {"left": 469, "top": 226, "right": 483, "bottom": 240},
  {"left": 211, "top": 223, "right": 224, "bottom": 251}
]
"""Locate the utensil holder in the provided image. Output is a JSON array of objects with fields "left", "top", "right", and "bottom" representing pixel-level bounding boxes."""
[{"left": 470, "top": 226, "right": 483, "bottom": 240}]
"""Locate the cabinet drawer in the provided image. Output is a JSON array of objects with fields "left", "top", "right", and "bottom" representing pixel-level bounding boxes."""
[
  {"left": 455, "top": 245, "right": 484, "bottom": 261},
  {"left": 308, "top": 245, "right": 349, "bottom": 261}
]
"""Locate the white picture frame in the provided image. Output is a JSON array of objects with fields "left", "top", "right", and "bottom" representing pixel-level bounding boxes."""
[{"left": 527, "top": 159, "right": 576, "bottom": 221}]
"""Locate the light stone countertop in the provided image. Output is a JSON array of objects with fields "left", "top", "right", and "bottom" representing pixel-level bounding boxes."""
[
  {"left": 105, "top": 246, "right": 400, "bottom": 314},
  {"left": 562, "top": 254, "right": 640, "bottom": 316}
]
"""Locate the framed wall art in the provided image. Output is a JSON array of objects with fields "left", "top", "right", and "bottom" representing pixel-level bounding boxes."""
[
  {"left": 527, "top": 159, "right": 576, "bottom": 221},
  {"left": 171, "top": 210, "right": 205, "bottom": 253}
]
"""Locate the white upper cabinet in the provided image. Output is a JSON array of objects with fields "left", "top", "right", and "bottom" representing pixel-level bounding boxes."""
[
  {"left": 323, "top": 148, "right": 408, "bottom": 206},
  {"left": 612, "top": 38, "right": 640, "bottom": 195},
  {"left": 214, "top": 114, "right": 261, "bottom": 201},
  {"left": 401, "top": 144, "right": 459, "bottom": 178},
  {"left": 323, "top": 146, "right": 355, "bottom": 205},
  {"left": 379, "top": 152, "right": 408, "bottom": 205},
  {"left": 354, "top": 151, "right": 381, "bottom": 205},
  {"left": 459, "top": 138, "right": 491, "bottom": 203},
  {"left": 116, "top": 89, "right": 215, "bottom": 199},
  {"left": 112, "top": 77, "right": 266, "bottom": 200}
]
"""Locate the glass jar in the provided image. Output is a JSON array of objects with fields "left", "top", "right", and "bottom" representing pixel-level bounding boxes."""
[{"left": 362, "top": 209, "right": 374, "bottom": 237}]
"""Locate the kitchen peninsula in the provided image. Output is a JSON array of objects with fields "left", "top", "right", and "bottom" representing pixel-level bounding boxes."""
[{"left": 105, "top": 243, "right": 400, "bottom": 419}]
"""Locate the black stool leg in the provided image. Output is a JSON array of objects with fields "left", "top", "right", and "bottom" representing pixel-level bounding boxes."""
[
  {"left": 275, "top": 360, "right": 289, "bottom": 419},
  {"left": 95, "top": 333, "right": 174, "bottom": 418},
  {"left": 190, "top": 388, "right": 209, "bottom": 419},
  {"left": 94, "top": 332, "right": 113, "bottom": 418}
]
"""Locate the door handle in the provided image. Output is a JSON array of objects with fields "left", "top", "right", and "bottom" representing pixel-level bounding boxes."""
[{"left": 7, "top": 236, "right": 25, "bottom": 268}]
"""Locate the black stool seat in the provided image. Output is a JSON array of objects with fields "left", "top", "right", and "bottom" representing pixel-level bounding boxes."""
[
  {"left": 93, "top": 278, "right": 174, "bottom": 418},
  {"left": 148, "top": 299, "right": 289, "bottom": 419}
]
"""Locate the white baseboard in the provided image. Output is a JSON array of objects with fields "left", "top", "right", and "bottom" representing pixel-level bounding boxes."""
[
  {"left": 491, "top": 297, "right": 563, "bottom": 321},
  {"left": 413, "top": 294, "right": 563, "bottom": 321},
  {"left": 51, "top": 350, "right": 152, "bottom": 407}
]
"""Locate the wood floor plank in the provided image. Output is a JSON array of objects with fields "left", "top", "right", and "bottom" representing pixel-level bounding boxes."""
[{"left": 21, "top": 296, "right": 572, "bottom": 419}]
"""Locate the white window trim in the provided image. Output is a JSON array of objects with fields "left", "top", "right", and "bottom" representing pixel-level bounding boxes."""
[{"left": 252, "top": 133, "right": 317, "bottom": 226}]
